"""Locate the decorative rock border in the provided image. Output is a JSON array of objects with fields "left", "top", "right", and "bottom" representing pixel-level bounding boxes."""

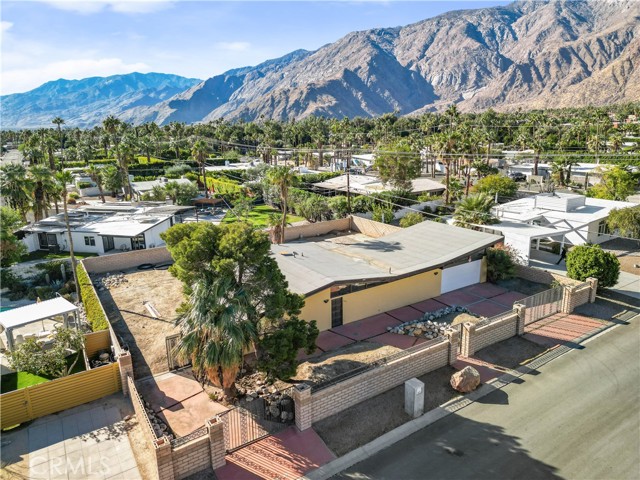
[{"left": 387, "top": 305, "right": 479, "bottom": 339}]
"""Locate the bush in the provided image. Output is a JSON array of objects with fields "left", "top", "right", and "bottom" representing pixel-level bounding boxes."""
[
  {"left": 485, "top": 246, "right": 516, "bottom": 282},
  {"left": 566, "top": 245, "right": 620, "bottom": 288},
  {"left": 399, "top": 212, "right": 424, "bottom": 228},
  {"left": 36, "top": 260, "right": 70, "bottom": 282},
  {"left": 76, "top": 262, "right": 109, "bottom": 331},
  {"left": 77, "top": 181, "right": 93, "bottom": 189},
  {"left": 68, "top": 192, "right": 81, "bottom": 200}
]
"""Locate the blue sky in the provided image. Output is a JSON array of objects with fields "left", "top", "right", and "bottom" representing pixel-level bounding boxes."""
[{"left": 1, "top": 0, "right": 509, "bottom": 95}]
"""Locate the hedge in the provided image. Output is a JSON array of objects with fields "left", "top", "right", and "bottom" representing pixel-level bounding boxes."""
[{"left": 76, "top": 262, "right": 109, "bottom": 331}]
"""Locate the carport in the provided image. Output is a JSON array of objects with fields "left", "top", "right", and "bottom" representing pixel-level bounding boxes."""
[
  {"left": 0, "top": 297, "right": 79, "bottom": 351},
  {"left": 490, "top": 221, "right": 572, "bottom": 264}
]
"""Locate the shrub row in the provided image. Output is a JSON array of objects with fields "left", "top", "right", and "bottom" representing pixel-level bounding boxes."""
[{"left": 76, "top": 262, "right": 109, "bottom": 331}]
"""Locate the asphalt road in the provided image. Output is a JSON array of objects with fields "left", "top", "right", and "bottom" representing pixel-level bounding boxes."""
[{"left": 338, "top": 317, "right": 640, "bottom": 480}]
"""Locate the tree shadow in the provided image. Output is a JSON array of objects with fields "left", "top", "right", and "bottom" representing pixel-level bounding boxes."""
[
  {"left": 351, "top": 240, "right": 403, "bottom": 253},
  {"left": 337, "top": 413, "right": 563, "bottom": 480}
]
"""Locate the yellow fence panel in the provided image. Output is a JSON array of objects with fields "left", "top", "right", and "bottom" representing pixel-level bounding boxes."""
[
  {"left": 84, "top": 330, "right": 112, "bottom": 358},
  {"left": 0, "top": 363, "right": 121, "bottom": 429}
]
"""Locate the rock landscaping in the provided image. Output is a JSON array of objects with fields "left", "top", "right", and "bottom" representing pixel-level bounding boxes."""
[
  {"left": 141, "top": 398, "right": 174, "bottom": 440},
  {"left": 387, "top": 305, "right": 478, "bottom": 339},
  {"left": 450, "top": 366, "right": 481, "bottom": 393},
  {"left": 94, "top": 273, "right": 128, "bottom": 290},
  {"left": 235, "top": 372, "right": 295, "bottom": 422}
]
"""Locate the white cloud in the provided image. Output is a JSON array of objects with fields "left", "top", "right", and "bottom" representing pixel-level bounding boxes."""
[
  {"left": 1, "top": 58, "right": 149, "bottom": 94},
  {"left": 1, "top": 21, "right": 14, "bottom": 33},
  {"left": 214, "top": 41, "right": 251, "bottom": 52},
  {"left": 41, "top": 0, "right": 174, "bottom": 15}
]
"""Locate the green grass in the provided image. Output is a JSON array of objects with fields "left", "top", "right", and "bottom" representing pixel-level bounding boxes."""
[
  {"left": 20, "top": 251, "right": 99, "bottom": 262},
  {"left": 223, "top": 205, "right": 304, "bottom": 229},
  {"left": 0, "top": 354, "right": 86, "bottom": 393}
]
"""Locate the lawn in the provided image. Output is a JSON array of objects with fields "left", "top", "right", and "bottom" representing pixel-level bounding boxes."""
[
  {"left": 20, "top": 251, "right": 99, "bottom": 262},
  {"left": 222, "top": 205, "right": 304, "bottom": 228},
  {"left": 0, "top": 354, "right": 87, "bottom": 393}
]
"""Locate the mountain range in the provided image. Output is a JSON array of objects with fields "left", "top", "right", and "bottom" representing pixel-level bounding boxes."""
[{"left": 2, "top": 0, "right": 639, "bottom": 129}]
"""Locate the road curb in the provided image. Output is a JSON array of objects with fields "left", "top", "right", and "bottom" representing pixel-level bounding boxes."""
[{"left": 301, "top": 317, "right": 632, "bottom": 480}]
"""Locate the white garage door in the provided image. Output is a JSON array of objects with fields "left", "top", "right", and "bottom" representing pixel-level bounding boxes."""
[{"left": 441, "top": 260, "right": 482, "bottom": 294}]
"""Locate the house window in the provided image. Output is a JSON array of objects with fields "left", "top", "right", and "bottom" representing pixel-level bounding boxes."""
[
  {"left": 84, "top": 236, "right": 96, "bottom": 246},
  {"left": 597, "top": 220, "right": 610, "bottom": 236}
]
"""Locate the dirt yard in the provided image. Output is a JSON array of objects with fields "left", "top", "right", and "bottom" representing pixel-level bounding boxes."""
[
  {"left": 495, "top": 277, "right": 550, "bottom": 296},
  {"left": 293, "top": 342, "right": 402, "bottom": 387},
  {"left": 474, "top": 336, "right": 549, "bottom": 370},
  {"left": 314, "top": 365, "right": 460, "bottom": 457},
  {"left": 97, "top": 268, "right": 184, "bottom": 379},
  {"left": 601, "top": 238, "right": 640, "bottom": 275}
]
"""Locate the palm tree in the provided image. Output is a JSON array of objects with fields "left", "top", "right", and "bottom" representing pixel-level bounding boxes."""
[
  {"left": 453, "top": 193, "right": 498, "bottom": 229},
  {"left": 191, "top": 139, "right": 209, "bottom": 198},
  {"left": 87, "top": 165, "right": 106, "bottom": 203},
  {"left": 43, "top": 135, "right": 58, "bottom": 171},
  {"left": 267, "top": 166, "right": 296, "bottom": 243},
  {"left": 0, "top": 163, "right": 32, "bottom": 221},
  {"left": 29, "top": 164, "right": 59, "bottom": 220},
  {"left": 56, "top": 171, "right": 81, "bottom": 301},
  {"left": 174, "top": 277, "right": 257, "bottom": 400},
  {"left": 52, "top": 117, "right": 65, "bottom": 152}
]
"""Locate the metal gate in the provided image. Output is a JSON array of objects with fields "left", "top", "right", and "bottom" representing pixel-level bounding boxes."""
[
  {"left": 522, "top": 287, "right": 564, "bottom": 325},
  {"left": 165, "top": 334, "right": 190, "bottom": 370},
  {"left": 219, "top": 387, "right": 295, "bottom": 453}
]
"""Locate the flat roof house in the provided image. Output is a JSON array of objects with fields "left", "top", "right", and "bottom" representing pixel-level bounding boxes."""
[
  {"left": 313, "top": 174, "right": 445, "bottom": 196},
  {"left": 272, "top": 217, "right": 502, "bottom": 331},
  {"left": 18, "top": 204, "right": 194, "bottom": 255},
  {"left": 491, "top": 193, "right": 635, "bottom": 264}
]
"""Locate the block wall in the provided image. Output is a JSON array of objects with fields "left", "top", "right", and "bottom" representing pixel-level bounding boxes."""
[
  {"left": 472, "top": 313, "right": 519, "bottom": 353},
  {"left": 82, "top": 247, "right": 173, "bottom": 274}
]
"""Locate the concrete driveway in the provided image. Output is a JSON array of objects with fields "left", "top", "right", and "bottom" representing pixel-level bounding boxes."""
[{"left": 1, "top": 394, "right": 140, "bottom": 480}]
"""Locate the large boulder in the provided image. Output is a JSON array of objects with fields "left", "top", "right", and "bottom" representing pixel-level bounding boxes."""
[{"left": 450, "top": 366, "right": 481, "bottom": 393}]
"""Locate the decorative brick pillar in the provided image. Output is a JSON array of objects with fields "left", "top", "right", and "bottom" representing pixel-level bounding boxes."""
[
  {"left": 207, "top": 417, "right": 226, "bottom": 469},
  {"left": 513, "top": 303, "right": 527, "bottom": 336},
  {"left": 587, "top": 277, "right": 598, "bottom": 303},
  {"left": 292, "top": 383, "right": 313, "bottom": 431},
  {"left": 118, "top": 352, "right": 134, "bottom": 396},
  {"left": 154, "top": 436, "right": 175, "bottom": 480},
  {"left": 444, "top": 328, "right": 459, "bottom": 364},
  {"left": 460, "top": 323, "right": 476, "bottom": 358},
  {"left": 561, "top": 285, "right": 577, "bottom": 314}
]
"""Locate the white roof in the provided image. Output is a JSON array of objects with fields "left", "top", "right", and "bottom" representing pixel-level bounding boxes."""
[
  {"left": 491, "top": 221, "right": 571, "bottom": 240},
  {"left": 0, "top": 297, "right": 78, "bottom": 330},
  {"left": 131, "top": 178, "right": 192, "bottom": 193},
  {"left": 314, "top": 175, "right": 445, "bottom": 194}
]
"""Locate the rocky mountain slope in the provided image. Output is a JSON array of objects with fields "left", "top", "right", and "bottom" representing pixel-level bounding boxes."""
[
  {"left": 3, "top": 0, "right": 638, "bottom": 128},
  {"left": 0, "top": 73, "right": 200, "bottom": 128}
]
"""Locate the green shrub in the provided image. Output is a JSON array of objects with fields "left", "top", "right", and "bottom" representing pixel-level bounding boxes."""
[
  {"left": 77, "top": 182, "right": 93, "bottom": 189},
  {"left": 566, "top": 245, "right": 620, "bottom": 288},
  {"left": 76, "top": 262, "right": 109, "bottom": 331},
  {"left": 486, "top": 246, "right": 516, "bottom": 282},
  {"left": 399, "top": 212, "right": 424, "bottom": 228},
  {"left": 68, "top": 192, "right": 81, "bottom": 200}
]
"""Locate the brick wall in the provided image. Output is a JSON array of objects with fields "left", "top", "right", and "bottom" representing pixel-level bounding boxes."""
[
  {"left": 350, "top": 216, "right": 402, "bottom": 238},
  {"left": 282, "top": 218, "right": 350, "bottom": 242},
  {"left": 471, "top": 312, "right": 519, "bottom": 354},
  {"left": 128, "top": 377, "right": 157, "bottom": 445},
  {"left": 514, "top": 265, "right": 583, "bottom": 287},
  {"left": 82, "top": 247, "right": 173, "bottom": 274},
  {"left": 562, "top": 282, "right": 593, "bottom": 313},
  {"left": 294, "top": 339, "right": 450, "bottom": 429},
  {"left": 171, "top": 436, "right": 212, "bottom": 480}
]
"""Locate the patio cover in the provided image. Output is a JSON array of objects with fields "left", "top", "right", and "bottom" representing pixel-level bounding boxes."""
[
  {"left": 0, "top": 297, "right": 78, "bottom": 331},
  {"left": 491, "top": 221, "right": 572, "bottom": 240}
]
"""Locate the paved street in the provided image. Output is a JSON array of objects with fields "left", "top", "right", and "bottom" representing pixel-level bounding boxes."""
[{"left": 338, "top": 315, "right": 640, "bottom": 480}]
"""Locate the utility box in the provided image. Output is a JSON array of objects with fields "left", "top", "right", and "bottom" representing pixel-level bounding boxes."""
[{"left": 405, "top": 378, "right": 425, "bottom": 418}]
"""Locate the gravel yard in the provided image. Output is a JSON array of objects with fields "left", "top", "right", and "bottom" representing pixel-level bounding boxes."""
[{"left": 97, "top": 268, "right": 184, "bottom": 379}]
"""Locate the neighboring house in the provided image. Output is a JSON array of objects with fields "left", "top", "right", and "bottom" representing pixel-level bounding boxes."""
[
  {"left": 272, "top": 217, "right": 502, "bottom": 331},
  {"left": 313, "top": 174, "right": 445, "bottom": 196},
  {"left": 130, "top": 177, "right": 194, "bottom": 200},
  {"left": 490, "top": 193, "right": 635, "bottom": 264},
  {"left": 18, "top": 203, "right": 194, "bottom": 255}
]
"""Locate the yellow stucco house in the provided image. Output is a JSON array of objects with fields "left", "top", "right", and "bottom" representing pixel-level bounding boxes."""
[{"left": 272, "top": 217, "right": 503, "bottom": 331}]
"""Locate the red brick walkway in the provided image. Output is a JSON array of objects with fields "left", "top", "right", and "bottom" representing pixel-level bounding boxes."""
[
  {"left": 215, "top": 427, "right": 335, "bottom": 480},
  {"left": 524, "top": 313, "right": 605, "bottom": 347}
]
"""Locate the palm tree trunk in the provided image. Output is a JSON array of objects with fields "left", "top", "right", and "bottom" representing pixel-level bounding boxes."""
[
  {"left": 63, "top": 196, "right": 81, "bottom": 302},
  {"left": 280, "top": 190, "right": 287, "bottom": 244},
  {"left": 97, "top": 184, "right": 106, "bottom": 203},
  {"left": 445, "top": 160, "right": 451, "bottom": 204}
]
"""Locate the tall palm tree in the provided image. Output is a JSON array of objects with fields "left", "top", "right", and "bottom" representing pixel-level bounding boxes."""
[
  {"left": 56, "top": 171, "right": 81, "bottom": 301},
  {"left": 191, "top": 139, "right": 209, "bottom": 198},
  {"left": 175, "top": 277, "right": 257, "bottom": 400},
  {"left": 267, "top": 166, "right": 296, "bottom": 243},
  {"left": 453, "top": 193, "right": 498, "bottom": 229},
  {"left": 52, "top": 117, "right": 65, "bottom": 153},
  {"left": 0, "top": 163, "right": 32, "bottom": 221},
  {"left": 29, "top": 164, "right": 59, "bottom": 220},
  {"left": 86, "top": 165, "right": 106, "bottom": 203},
  {"left": 43, "top": 135, "right": 58, "bottom": 171}
]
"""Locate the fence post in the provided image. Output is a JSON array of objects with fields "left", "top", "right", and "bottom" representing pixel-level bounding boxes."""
[
  {"left": 444, "top": 328, "right": 458, "bottom": 364},
  {"left": 118, "top": 352, "right": 134, "bottom": 396},
  {"left": 207, "top": 417, "right": 226, "bottom": 469},
  {"left": 561, "top": 285, "right": 576, "bottom": 314},
  {"left": 514, "top": 303, "right": 526, "bottom": 336},
  {"left": 154, "top": 436, "right": 175, "bottom": 480},
  {"left": 587, "top": 277, "right": 598, "bottom": 303},
  {"left": 292, "top": 383, "right": 313, "bottom": 431},
  {"left": 460, "top": 322, "right": 476, "bottom": 358}
]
